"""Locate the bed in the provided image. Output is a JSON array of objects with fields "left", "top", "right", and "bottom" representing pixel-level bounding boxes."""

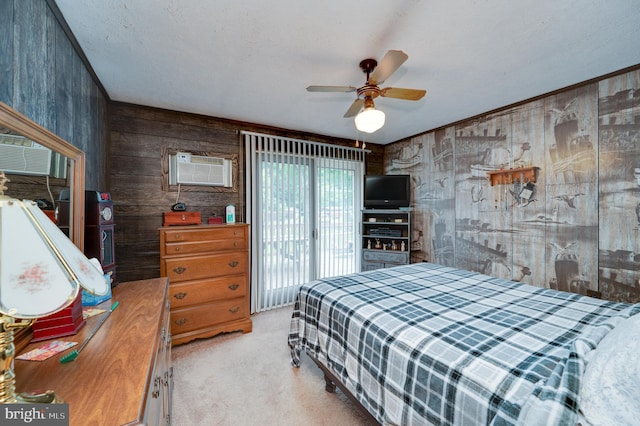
[{"left": 288, "top": 262, "right": 640, "bottom": 425}]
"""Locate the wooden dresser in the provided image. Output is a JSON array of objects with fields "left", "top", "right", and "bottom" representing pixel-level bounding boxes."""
[
  {"left": 159, "top": 224, "right": 252, "bottom": 346},
  {"left": 15, "top": 278, "right": 172, "bottom": 426}
]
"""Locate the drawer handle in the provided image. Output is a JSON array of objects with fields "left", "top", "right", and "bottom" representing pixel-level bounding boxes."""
[
  {"left": 229, "top": 307, "right": 240, "bottom": 314},
  {"left": 174, "top": 318, "right": 188, "bottom": 326},
  {"left": 152, "top": 376, "right": 161, "bottom": 398},
  {"left": 174, "top": 292, "right": 187, "bottom": 300},
  {"left": 174, "top": 246, "right": 182, "bottom": 252},
  {"left": 228, "top": 261, "right": 239, "bottom": 268},
  {"left": 228, "top": 284, "right": 239, "bottom": 291},
  {"left": 174, "top": 234, "right": 182, "bottom": 239},
  {"left": 173, "top": 266, "right": 186, "bottom": 274}
]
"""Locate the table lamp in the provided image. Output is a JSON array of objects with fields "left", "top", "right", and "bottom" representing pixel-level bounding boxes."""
[{"left": 0, "top": 171, "right": 109, "bottom": 403}]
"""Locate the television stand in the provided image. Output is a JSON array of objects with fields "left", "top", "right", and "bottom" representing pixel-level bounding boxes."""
[{"left": 361, "top": 209, "right": 410, "bottom": 271}]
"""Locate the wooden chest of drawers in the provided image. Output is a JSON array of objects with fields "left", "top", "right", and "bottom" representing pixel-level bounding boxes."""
[
  {"left": 160, "top": 224, "right": 252, "bottom": 346},
  {"left": 16, "top": 278, "right": 173, "bottom": 425}
]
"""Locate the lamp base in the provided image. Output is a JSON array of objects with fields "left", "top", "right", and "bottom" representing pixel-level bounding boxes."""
[
  {"left": 16, "top": 390, "right": 64, "bottom": 404},
  {"left": 0, "top": 317, "right": 63, "bottom": 405}
]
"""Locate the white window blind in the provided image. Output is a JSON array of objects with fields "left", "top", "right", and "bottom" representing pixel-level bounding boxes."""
[{"left": 244, "top": 131, "right": 365, "bottom": 312}]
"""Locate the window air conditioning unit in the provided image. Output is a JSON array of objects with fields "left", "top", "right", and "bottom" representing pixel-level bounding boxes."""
[
  {"left": 0, "top": 134, "right": 52, "bottom": 176},
  {"left": 173, "top": 152, "right": 232, "bottom": 187}
]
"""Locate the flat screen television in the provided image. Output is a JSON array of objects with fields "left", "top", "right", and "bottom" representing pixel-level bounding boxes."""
[{"left": 363, "top": 174, "right": 411, "bottom": 209}]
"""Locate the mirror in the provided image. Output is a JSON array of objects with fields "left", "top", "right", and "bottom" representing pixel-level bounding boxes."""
[{"left": 0, "top": 102, "right": 85, "bottom": 249}]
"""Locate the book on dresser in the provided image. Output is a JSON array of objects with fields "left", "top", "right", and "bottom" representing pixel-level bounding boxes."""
[{"left": 159, "top": 223, "right": 252, "bottom": 346}]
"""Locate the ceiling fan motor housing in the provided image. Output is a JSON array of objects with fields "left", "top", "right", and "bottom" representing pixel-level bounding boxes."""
[
  {"left": 359, "top": 58, "right": 378, "bottom": 75},
  {"left": 357, "top": 85, "right": 381, "bottom": 99}
]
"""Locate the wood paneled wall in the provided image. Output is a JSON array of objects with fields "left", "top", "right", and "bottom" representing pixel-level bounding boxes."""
[
  {"left": 0, "top": 0, "right": 109, "bottom": 191},
  {"left": 384, "top": 66, "right": 640, "bottom": 303},
  {"left": 110, "top": 102, "right": 383, "bottom": 282}
]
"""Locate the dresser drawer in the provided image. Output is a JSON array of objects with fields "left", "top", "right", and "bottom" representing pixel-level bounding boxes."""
[
  {"left": 169, "top": 275, "right": 247, "bottom": 308},
  {"left": 163, "top": 252, "right": 247, "bottom": 282},
  {"left": 170, "top": 298, "right": 247, "bottom": 334},
  {"left": 163, "top": 238, "right": 246, "bottom": 256},
  {"left": 362, "top": 250, "right": 409, "bottom": 264},
  {"left": 161, "top": 226, "right": 247, "bottom": 254}
]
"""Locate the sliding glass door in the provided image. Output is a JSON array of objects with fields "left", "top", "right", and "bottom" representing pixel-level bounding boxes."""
[
  {"left": 245, "top": 132, "right": 364, "bottom": 312},
  {"left": 259, "top": 159, "right": 312, "bottom": 309},
  {"left": 315, "top": 159, "right": 360, "bottom": 279}
]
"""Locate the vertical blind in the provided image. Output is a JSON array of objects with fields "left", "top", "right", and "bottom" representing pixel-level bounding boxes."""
[{"left": 244, "top": 131, "right": 365, "bottom": 312}]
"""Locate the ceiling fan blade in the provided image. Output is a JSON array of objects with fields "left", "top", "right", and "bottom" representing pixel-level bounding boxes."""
[
  {"left": 380, "top": 87, "right": 426, "bottom": 101},
  {"left": 343, "top": 99, "right": 364, "bottom": 118},
  {"left": 369, "top": 50, "right": 408, "bottom": 85},
  {"left": 307, "top": 85, "right": 357, "bottom": 93}
]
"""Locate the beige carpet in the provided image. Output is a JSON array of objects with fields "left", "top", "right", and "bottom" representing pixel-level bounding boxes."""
[{"left": 171, "top": 306, "right": 376, "bottom": 425}]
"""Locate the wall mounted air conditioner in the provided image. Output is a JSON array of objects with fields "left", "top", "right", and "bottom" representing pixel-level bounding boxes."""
[
  {"left": 0, "top": 134, "right": 52, "bottom": 176},
  {"left": 172, "top": 152, "right": 232, "bottom": 187}
]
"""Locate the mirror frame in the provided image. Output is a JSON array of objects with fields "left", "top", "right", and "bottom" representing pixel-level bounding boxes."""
[{"left": 0, "top": 102, "right": 85, "bottom": 249}]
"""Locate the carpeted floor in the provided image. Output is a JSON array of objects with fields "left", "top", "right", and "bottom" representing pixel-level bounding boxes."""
[{"left": 171, "top": 306, "right": 376, "bottom": 425}]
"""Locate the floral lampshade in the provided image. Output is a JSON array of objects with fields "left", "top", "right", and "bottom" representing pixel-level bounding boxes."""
[{"left": 0, "top": 195, "right": 109, "bottom": 319}]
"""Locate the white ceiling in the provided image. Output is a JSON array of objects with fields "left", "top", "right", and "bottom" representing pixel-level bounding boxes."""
[{"left": 54, "top": 0, "right": 640, "bottom": 145}]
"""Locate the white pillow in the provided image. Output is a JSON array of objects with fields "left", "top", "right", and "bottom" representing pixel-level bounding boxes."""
[{"left": 580, "top": 312, "right": 640, "bottom": 426}]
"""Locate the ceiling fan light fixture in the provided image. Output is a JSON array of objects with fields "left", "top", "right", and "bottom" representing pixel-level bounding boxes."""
[{"left": 355, "top": 107, "right": 385, "bottom": 133}]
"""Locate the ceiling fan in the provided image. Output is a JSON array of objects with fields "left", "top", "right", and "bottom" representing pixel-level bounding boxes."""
[{"left": 306, "top": 50, "right": 426, "bottom": 133}]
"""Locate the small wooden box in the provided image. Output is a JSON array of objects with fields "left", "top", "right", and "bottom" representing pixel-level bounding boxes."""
[
  {"left": 31, "top": 292, "right": 85, "bottom": 342},
  {"left": 163, "top": 211, "right": 201, "bottom": 226},
  {"left": 32, "top": 316, "right": 85, "bottom": 342}
]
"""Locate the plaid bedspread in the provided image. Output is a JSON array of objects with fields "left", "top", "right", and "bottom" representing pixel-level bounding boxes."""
[{"left": 288, "top": 262, "right": 640, "bottom": 425}]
